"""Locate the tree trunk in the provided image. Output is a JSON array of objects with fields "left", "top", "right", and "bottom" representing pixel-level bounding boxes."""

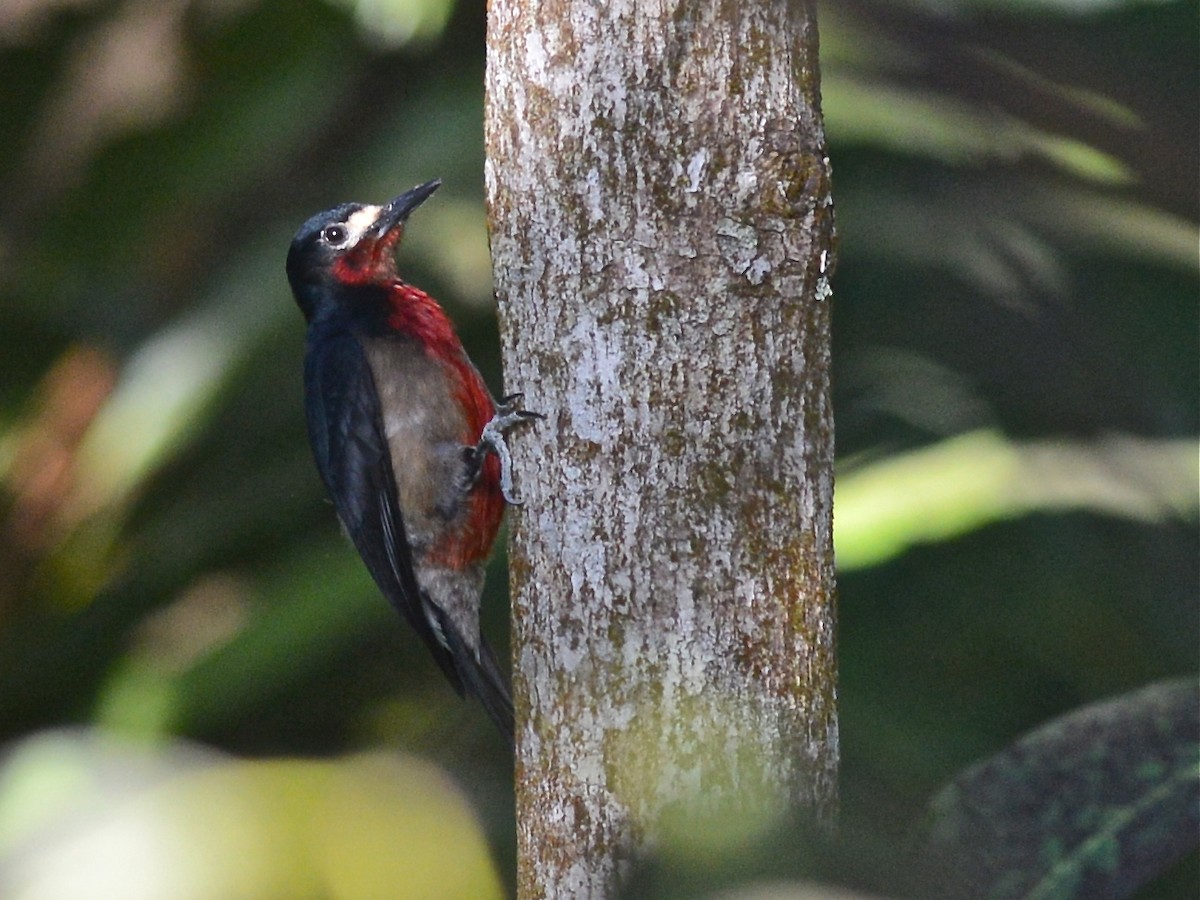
[{"left": 484, "top": 1, "right": 837, "bottom": 896}]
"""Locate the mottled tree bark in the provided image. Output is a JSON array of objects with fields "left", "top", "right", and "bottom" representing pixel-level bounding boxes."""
[{"left": 484, "top": 1, "right": 837, "bottom": 897}]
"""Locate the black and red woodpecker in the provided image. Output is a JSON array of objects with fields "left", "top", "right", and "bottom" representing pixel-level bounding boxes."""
[{"left": 285, "top": 179, "right": 535, "bottom": 743}]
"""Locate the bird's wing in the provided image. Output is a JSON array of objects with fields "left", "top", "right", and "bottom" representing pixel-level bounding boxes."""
[{"left": 303, "top": 329, "right": 466, "bottom": 694}]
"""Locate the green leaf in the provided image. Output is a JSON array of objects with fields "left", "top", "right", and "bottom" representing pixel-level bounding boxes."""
[
  {"left": 834, "top": 431, "right": 1199, "bottom": 571},
  {"left": 921, "top": 679, "right": 1200, "bottom": 899}
]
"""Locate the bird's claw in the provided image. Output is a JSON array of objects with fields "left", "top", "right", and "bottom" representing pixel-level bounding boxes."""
[{"left": 477, "top": 394, "right": 542, "bottom": 505}]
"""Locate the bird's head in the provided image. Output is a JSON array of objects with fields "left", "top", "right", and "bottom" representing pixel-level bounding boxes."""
[{"left": 286, "top": 179, "right": 441, "bottom": 321}]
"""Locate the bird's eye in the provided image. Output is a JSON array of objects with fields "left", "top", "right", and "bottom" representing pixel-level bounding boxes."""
[{"left": 321, "top": 224, "right": 349, "bottom": 246}]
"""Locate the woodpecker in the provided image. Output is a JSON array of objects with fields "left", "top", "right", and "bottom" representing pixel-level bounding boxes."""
[{"left": 286, "top": 179, "right": 535, "bottom": 743}]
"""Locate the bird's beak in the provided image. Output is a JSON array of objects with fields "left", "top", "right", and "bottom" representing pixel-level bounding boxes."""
[{"left": 373, "top": 179, "right": 442, "bottom": 238}]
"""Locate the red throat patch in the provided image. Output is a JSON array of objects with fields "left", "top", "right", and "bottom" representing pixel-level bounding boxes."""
[{"left": 332, "top": 227, "right": 404, "bottom": 285}]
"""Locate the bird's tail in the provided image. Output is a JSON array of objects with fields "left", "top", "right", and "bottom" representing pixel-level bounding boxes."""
[
  {"left": 437, "top": 611, "right": 515, "bottom": 747},
  {"left": 469, "top": 639, "right": 516, "bottom": 747}
]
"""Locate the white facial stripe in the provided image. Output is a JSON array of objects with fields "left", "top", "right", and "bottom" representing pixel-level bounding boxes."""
[{"left": 345, "top": 205, "right": 382, "bottom": 244}]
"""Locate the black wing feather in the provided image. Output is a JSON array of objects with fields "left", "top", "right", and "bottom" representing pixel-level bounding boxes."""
[{"left": 304, "top": 329, "right": 465, "bottom": 694}]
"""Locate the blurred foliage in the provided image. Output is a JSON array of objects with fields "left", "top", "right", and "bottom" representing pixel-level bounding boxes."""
[
  {"left": 836, "top": 430, "right": 1197, "bottom": 570},
  {"left": 0, "top": 732, "right": 503, "bottom": 898},
  {"left": 921, "top": 679, "right": 1198, "bottom": 899},
  {"left": 0, "top": 0, "right": 1195, "bottom": 897}
]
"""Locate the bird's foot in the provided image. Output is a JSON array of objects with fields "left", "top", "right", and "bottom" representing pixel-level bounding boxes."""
[{"left": 474, "top": 393, "right": 543, "bottom": 504}]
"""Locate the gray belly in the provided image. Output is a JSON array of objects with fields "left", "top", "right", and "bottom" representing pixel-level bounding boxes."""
[{"left": 362, "top": 336, "right": 471, "bottom": 552}]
